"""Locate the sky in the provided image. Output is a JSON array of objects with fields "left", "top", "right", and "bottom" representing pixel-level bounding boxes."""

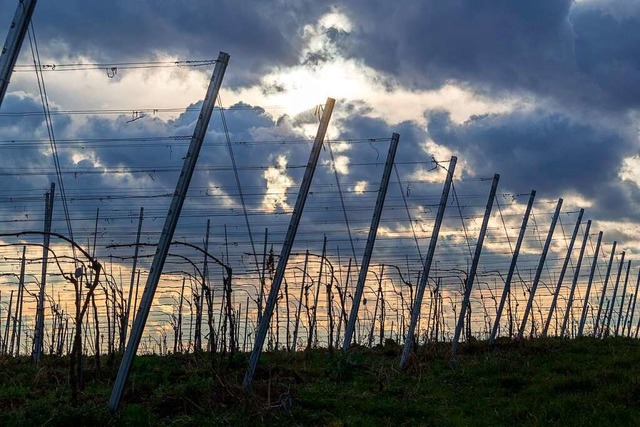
[{"left": 1, "top": 0, "right": 640, "bottom": 345}]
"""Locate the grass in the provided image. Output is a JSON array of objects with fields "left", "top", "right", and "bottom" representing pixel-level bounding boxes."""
[{"left": 0, "top": 337, "right": 639, "bottom": 425}]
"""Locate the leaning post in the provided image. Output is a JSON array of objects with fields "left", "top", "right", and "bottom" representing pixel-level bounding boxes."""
[
  {"left": 625, "top": 269, "right": 640, "bottom": 337},
  {"left": 542, "top": 209, "right": 584, "bottom": 337},
  {"left": 560, "top": 219, "right": 591, "bottom": 337},
  {"left": 614, "top": 260, "right": 632, "bottom": 336},
  {"left": 577, "top": 231, "right": 602, "bottom": 337},
  {"left": 243, "top": 98, "right": 335, "bottom": 389},
  {"left": 517, "top": 198, "right": 563, "bottom": 340},
  {"left": 593, "top": 242, "right": 617, "bottom": 337},
  {"left": 33, "top": 182, "right": 54, "bottom": 362},
  {"left": 451, "top": 174, "right": 499, "bottom": 355},
  {"left": 489, "top": 190, "right": 535, "bottom": 345},
  {"left": 122, "top": 207, "right": 144, "bottom": 350},
  {"left": 108, "top": 52, "right": 229, "bottom": 412},
  {"left": 603, "top": 252, "right": 626, "bottom": 336},
  {"left": 11, "top": 246, "right": 26, "bottom": 355},
  {"left": 342, "top": 133, "right": 400, "bottom": 350},
  {"left": 399, "top": 156, "right": 457, "bottom": 368},
  {"left": 0, "top": 0, "right": 38, "bottom": 106},
  {"left": 291, "top": 251, "right": 309, "bottom": 350}
]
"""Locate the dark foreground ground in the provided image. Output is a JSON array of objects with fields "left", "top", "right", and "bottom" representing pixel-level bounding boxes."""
[{"left": 0, "top": 337, "right": 638, "bottom": 426}]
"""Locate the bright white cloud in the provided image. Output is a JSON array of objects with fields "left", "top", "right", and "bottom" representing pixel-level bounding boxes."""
[
  {"left": 619, "top": 155, "right": 640, "bottom": 187},
  {"left": 352, "top": 180, "right": 367, "bottom": 194},
  {"left": 206, "top": 181, "right": 237, "bottom": 209},
  {"left": 323, "top": 154, "right": 349, "bottom": 175},
  {"left": 262, "top": 154, "right": 294, "bottom": 212}
]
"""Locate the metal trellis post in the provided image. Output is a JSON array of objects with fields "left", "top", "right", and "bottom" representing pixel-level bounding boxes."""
[
  {"left": 614, "top": 260, "right": 631, "bottom": 336},
  {"left": 33, "top": 182, "right": 54, "bottom": 363},
  {"left": 517, "top": 198, "right": 563, "bottom": 340},
  {"left": 0, "top": 0, "right": 38, "bottom": 107},
  {"left": 308, "top": 236, "right": 327, "bottom": 350},
  {"left": 108, "top": 52, "right": 229, "bottom": 412},
  {"left": 451, "top": 174, "right": 499, "bottom": 355},
  {"left": 603, "top": 251, "right": 626, "bottom": 336},
  {"left": 342, "top": 133, "right": 399, "bottom": 350},
  {"left": 243, "top": 98, "right": 335, "bottom": 389},
  {"left": 577, "top": 231, "right": 602, "bottom": 337},
  {"left": 542, "top": 209, "right": 584, "bottom": 337},
  {"left": 10, "top": 246, "right": 26, "bottom": 355},
  {"left": 292, "top": 250, "right": 309, "bottom": 350},
  {"left": 560, "top": 219, "right": 591, "bottom": 337},
  {"left": 593, "top": 241, "right": 617, "bottom": 337},
  {"left": 489, "top": 190, "right": 536, "bottom": 345},
  {"left": 122, "top": 207, "right": 143, "bottom": 350},
  {"left": 399, "top": 156, "right": 457, "bottom": 368},
  {"left": 625, "top": 269, "right": 640, "bottom": 337}
]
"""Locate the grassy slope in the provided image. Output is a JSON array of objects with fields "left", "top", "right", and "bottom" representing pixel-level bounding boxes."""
[{"left": 0, "top": 337, "right": 639, "bottom": 426}]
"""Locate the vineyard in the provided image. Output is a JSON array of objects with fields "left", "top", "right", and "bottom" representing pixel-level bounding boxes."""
[{"left": 1, "top": 1, "right": 639, "bottom": 418}]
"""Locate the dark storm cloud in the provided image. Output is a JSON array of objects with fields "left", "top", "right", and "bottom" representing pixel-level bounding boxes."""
[
  {"left": 336, "top": 0, "right": 640, "bottom": 112},
  {"left": 425, "top": 109, "right": 640, "bottom": 221},
  {"left": 0, "top": 0, "right": 329, "bottom": 87},
  {"left": 337, "top": 1, "right": 574, "bottom": 89},
  {"left": 571, "top": 3, "right": 640, "bottom": 111}
]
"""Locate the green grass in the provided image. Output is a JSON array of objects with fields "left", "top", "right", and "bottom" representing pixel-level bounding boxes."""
[{"left": 0, "top": 337, "right": 639, "bottom": 425}]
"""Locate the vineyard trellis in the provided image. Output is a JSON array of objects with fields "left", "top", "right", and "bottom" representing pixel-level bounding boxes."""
[{"left": 1, "top": 0, "right": 640, "bottom": 414}]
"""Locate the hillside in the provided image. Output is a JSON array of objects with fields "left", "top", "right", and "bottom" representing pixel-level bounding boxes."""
[{"left": 0, "top": 337, "right": 639, "bottom": 426}]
